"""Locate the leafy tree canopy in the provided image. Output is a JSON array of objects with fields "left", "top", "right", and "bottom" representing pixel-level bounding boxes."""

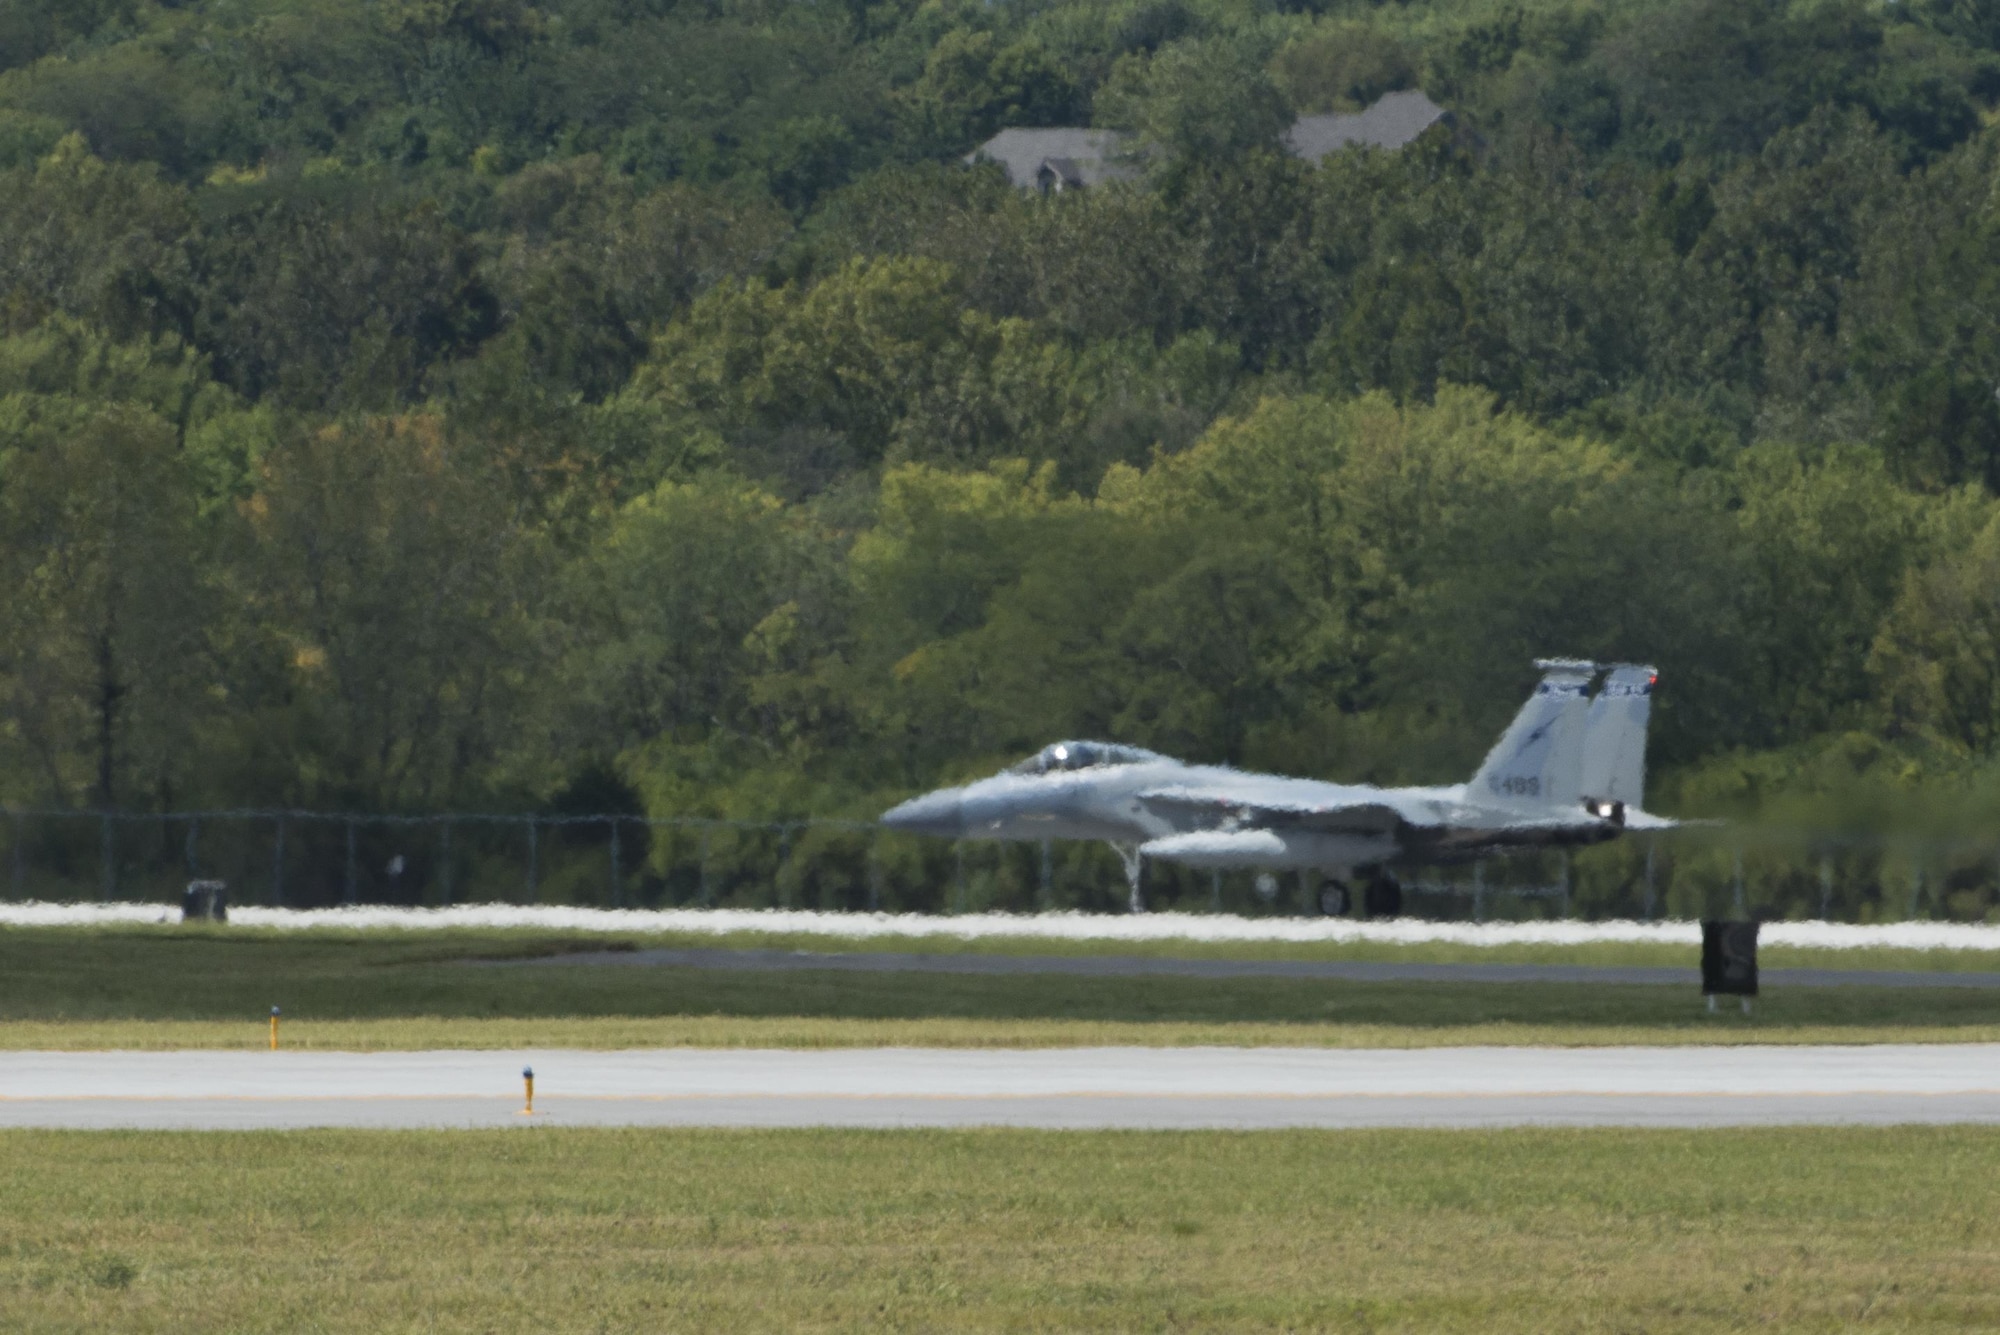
[{"left": 2, "top": 0, "right": 2000, "bottom": 876}]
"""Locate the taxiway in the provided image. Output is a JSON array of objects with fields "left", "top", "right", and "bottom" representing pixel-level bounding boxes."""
[{"left": 2, "top": 1044, "right": 1994, "bottom": 1130}]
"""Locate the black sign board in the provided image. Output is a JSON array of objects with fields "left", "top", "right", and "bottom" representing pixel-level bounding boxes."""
[
  {"left": 1700, "top": 920, "right": 1758, "bottom": 996},
  {"left": 182, "top": 879, "right": 229, "bottom": 923}
]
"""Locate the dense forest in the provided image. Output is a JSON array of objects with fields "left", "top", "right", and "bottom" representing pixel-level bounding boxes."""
[{"left": 4, "top": 0, "right": 2000, "bottom": 850}]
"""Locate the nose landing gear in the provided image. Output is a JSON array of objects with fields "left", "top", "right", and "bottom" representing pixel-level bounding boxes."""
[
  {"left": 1362, "top": 872, "right": 1403, "bottom": 919},
  {"left": 1110, "top": 842, "right": 1145, "bottom": 914}
]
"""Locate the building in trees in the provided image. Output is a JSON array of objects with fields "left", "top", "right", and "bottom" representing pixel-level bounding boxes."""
[
  {"left": 971, "top": 91, "right": 1450, "bottom": 192},
  {"left": 966, "top": 128, "right": 1139, "bottom": 191},
  {"left": 1285, "top": 90, "right": 1450, "bottom": 162}
]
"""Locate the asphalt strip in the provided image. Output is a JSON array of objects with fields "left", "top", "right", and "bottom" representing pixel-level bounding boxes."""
[
  {"left": 3, "top": 1045, "right": 1998, "bottom": 1130},
  {"left": 476, "top": 946, "right": 2000, "bottom": 989}
]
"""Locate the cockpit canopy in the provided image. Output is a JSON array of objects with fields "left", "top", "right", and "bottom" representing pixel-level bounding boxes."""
[{"left": 1009, "top": 740, "right": 1163, "bottom": 776}]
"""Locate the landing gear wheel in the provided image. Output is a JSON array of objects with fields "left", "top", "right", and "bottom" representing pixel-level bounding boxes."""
[
  {"left": 1316, "top": 881, "right": 1351, "bottom": 917},
  {"left": 1362, "top": 874, "right": 1403, "bottom": 920}
]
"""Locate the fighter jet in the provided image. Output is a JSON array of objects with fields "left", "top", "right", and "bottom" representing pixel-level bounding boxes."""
[{"left": 879, "top": 660, "right": 1672, "bottom": 916}]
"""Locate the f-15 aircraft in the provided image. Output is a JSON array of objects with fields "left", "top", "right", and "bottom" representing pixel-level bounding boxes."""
[{"left": 879, "top": 660, "right": 1672, "bottom": 916}]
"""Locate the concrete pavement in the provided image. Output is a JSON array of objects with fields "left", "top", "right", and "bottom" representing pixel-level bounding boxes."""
[{"left": 3, "top": 1044, "right": 1996, "bottom": 1130}]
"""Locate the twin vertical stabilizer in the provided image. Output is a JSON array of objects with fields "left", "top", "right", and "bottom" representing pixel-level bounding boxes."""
[
  {"left": 1470, "top": 660, "right": 1657, "bottom": 814},
  {"left": 1468, "top": 659, "right": 1594, "bottom": 808},
  {"left": 1579, "top": 664, "right": 1655, "bottom": 812}
]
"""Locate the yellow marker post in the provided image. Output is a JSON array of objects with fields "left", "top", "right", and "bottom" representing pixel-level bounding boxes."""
[
  {"left": 520, "top": 1065, "right": 535, "bottom": 1117},
  {"left": 269, "top": 1006, "right": 281, "bottom": 1050}
]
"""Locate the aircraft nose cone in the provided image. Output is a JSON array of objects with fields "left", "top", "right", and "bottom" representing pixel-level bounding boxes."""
[{"left": 880, "top": 790, "right": 964, "bottom": 837}]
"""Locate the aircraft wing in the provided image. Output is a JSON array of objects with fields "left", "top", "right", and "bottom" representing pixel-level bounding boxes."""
[{"left": 1136, "top": 785, "right": 1419, "bottom": 834}]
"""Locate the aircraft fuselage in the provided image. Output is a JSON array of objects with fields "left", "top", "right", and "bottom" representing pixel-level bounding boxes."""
[{"left": 883, "top": 756, "right": 1620, "bottom": 872}]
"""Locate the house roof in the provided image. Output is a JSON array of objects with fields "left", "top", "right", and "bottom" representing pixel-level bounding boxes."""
[
  {"left": 1037, "top": 157, "right": 1086, "bottom": 189},
  {"left": 1284, "top": 89, "right": 1449, "bottom": 163},
  {"left": 967, "top": 92, "right": 1450, "bottom": 190},
  {"left": 965, "top": 128, "right": 1139, "bottom": 189}
]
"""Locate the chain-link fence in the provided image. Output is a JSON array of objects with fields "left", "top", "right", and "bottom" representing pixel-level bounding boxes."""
[{"left": 3, "top": 807, "right": 1998, "bottom": 922}]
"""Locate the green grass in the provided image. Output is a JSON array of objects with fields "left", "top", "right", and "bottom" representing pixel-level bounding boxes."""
[
  {"left": 13, "top": 1014, "right": 2000, "bottom": 1051},
  {"left": 2, "top": 1126, "right": 1998, "bottom": 1332},
  {"left": 4, "top": 924, "right": 2000, "bottom": 1049}
]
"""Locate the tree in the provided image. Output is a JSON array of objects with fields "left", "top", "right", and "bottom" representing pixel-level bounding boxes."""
[
  {"left": 1095, "top": 36, "right": 1292, "bottom": 162},
  {"left": 1271, "top": 22, "right": 1417, "bottom": 114},
  {"left": 0, "top": 135, "right": 196, "bottom": 342},
  {"left": 897, "top": 30, "right": 1081, "bottom": 156},
  {"left": 196, "top": 196, "right": 497, "bottom": 411},
  {"left": 0, "top": 403, "right": 210, "bottom": 806},
  {"left": 230, "top": 414, "right": 550, "bottom": 808},
  {"left": 576, "top": 472, "right": 852, "bottom": 817},
  {"left": 1870, "top": 508, "right": 2000, "bottom": 755},
  {"left": 569, "top": 474, "right": 803, "bottom": 752}
]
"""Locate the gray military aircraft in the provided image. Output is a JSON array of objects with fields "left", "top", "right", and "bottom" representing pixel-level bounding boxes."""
[{"left": 879, "top": 660, "right": 1672, "bottom": 916}]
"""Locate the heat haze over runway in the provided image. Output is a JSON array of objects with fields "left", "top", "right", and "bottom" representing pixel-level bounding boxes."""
[{"left": 2, "top": 1045, "right": 1997, "bottom": 1130}]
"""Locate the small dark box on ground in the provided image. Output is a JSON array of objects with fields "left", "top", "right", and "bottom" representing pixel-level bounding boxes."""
[
  {"left": 182, "top": 880, "right": 228, "bottom": 923},
  {"left": 1701, "top": 920, "right": 1758, "bottom": 996}
]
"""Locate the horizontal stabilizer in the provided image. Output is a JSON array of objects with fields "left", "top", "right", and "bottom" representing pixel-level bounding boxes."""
[{"left": 1623, "top": 810, "right": 1708, "bottom": 831}]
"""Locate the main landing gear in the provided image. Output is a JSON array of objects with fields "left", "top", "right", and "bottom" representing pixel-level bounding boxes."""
[
  {"left": 1308, "top": 871, "right": 1402, "bottom": 919},
  {"left": 1314, "top": 878, "right": 1351, "bottom": 917},
  {"left": 1362, "top": 872, "right": 1403, "bottom": 920}
]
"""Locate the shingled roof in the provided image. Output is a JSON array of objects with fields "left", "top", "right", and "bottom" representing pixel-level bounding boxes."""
[
  {"left": 1284, "top": 89, "right": 1449, "bottom": 163},
  {"left": 968, "top": 91, "right": 1450, "bottom": 191},
  {"left": 964, "top": 128, "right": 1140, "bottom": 190}
]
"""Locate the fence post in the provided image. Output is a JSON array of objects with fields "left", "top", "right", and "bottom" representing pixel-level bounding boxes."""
[
  {"left": 1473, "top": 861, "right": 1486, "bottom": 923},
  {"left": 1040, "top": 839, "right": 1053, "bottom": 911},
  {"left": 99, "top": 812, "right": 114, "bottom": 903},
  {"left": 1907, "top": 859, "right": 1924, "bottom": 920},
  {"left": 1819, "top": 851, "right": 1834, "bottom": 920},
  {"left": 439, "top": 819, "right": 453, "bottom": 905},
  {"left": 272, "top": 815, "right": 285, "bottom": 908},
  {"left": 10, "top": 810, "right": 23, "bottom": 900},
  {"left": 698, "top": 824, "right": 713, "bottom": 906},
  {"left": 1641, "top": 841, "right": 1656, "bottom": 921},
  {"left": 1210, "top": 868, "right": 1222, "bottom": 914},
  {"left": 525, "top": 818, "right": 538, "bottom": 903},
  {"left": 776, "top": 824, "right": 792, "bottom": 910},
  {"left": 954, "top": 843, "right": 965, "bottom": 915},
  {"left": 866, "top": 833, "right": 881, "bottom": 913},
  {"left": 608, "top": 818, "right": 622, "bottom": 908},
  {"left": 345, "top": 819, "right": 358, "bottom": 906},
  {"left": 1557, "top": 850, "right": 1570, "bottom": 918}
]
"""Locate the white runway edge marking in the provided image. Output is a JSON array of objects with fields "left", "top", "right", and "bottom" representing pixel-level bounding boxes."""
[
  {"left": 2, "top": 1046, "right": 2000, "bottom": 1131},
  {"left": 7, "top": 902, "right": 2000, "bottom": 952}
]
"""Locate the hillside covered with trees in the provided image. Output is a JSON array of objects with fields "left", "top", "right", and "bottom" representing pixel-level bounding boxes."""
[{"left": 5, "top": 0, "right": 2000, "bottom": 843}]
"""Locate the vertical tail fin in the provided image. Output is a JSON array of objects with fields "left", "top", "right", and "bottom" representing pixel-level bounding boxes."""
[
  {"left": 1468, "top": 659, "right": 1595, "bottom": 807},
  {"left": 1579, "top": 664, "right": 1655, "bottom": 813}
]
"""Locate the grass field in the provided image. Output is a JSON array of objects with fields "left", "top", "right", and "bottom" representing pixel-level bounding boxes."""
[
  {"left": 1, "top": 1126, "right": 1996, "bottom": 1332},
  {"left": 4, "top": 924, "right": 2000, "bottom": 1049}
]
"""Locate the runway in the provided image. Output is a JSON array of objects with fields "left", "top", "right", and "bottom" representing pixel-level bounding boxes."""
[
  {"left": 483, "top": 946, "right": 2000, "bottom": 989},
  {"left": 3, "top": 1045, "right": 1997, "bottom": 1130}
]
